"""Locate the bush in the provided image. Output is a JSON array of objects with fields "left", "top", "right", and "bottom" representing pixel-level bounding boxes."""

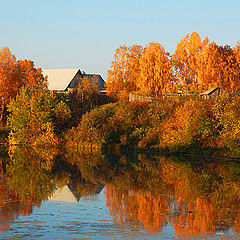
[
  {"left": 65, "top": 96, "right": 240, "bottom": 158},
  {"left": 213, "top": 95, "right": 240, "bottom": 158},
  {"left": 161, "top": 99, "right": 217, "bottom": 153},
  {"left": 7, "top": 88, "right": 71, "bottom": 146}
]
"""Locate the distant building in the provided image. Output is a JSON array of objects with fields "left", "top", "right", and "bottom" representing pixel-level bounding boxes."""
[
  {"left": 200, "top": 87, "right": 222, "bottom": 99},
  {"left": 42, "top": 69, "right": 105, "bottom": 93}
]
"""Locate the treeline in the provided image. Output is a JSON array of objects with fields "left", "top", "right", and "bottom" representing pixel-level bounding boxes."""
[
  {"left": 106, "top": 32, "right": 240, "bottom": 100},
  {"left": 66, "top": 96, "right": 240, "bottom": 158}
]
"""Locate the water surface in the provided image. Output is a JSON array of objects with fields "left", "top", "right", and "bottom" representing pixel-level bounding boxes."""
[{"left": 0, "top": 147, "right": 240, "bottom": 239}]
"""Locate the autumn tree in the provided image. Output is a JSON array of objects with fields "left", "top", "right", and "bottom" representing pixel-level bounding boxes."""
[
  {"left": 234, "top": 42, "right": 240, "bottom": 66},
  {"left": 195, "top": 42, "right": 219, "bottom": 91},
  {"left": 137, "top": 42, "right": 173, "bottom": 96},
  {"left": 0, "top": 47, "right": 21, "bottom": 102},
  {"left": 17, "top": 59, "right": 47, "bottom": 91},
  {"left": 0, "top": 47, "right": 47, "bottom": 102},
  {"left": 0, "top": 47, "right": 47, "bottom": 124},
  {"left": 106, "top": 45, "right": 144, "bottom": 100},
  {"left": 172, "top": 32, "right": 209, "bottom": 92},
  {"left": 216, "top": 45, "right": 240, "bottom": 93},
  {"left": 196, "top": 43, "right": 240, "bottom": 93},
  {"left": 107, "top": 32, "right": 240, "bottom": 97}
]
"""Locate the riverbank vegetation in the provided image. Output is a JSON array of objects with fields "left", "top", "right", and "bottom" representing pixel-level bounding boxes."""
[{"left": 65, "top": 95, "right": 240, "bottom": 158}]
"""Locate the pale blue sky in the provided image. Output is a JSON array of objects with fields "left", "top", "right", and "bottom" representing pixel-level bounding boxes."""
[{"left": 1, "top": 0, "right": 240, "bottom": 79}]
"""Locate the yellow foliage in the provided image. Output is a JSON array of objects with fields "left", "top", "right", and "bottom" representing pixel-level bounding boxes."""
[{"left": 137, "top": 42, "right": 173, "bottom": 96}]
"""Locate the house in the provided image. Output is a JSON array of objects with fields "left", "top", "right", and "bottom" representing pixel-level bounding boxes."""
[
  {"left": 42, "top": 69, "right": 105, "bottom": 93},
  {"left": 200, "top": 87, "right": 222, "bottom": 99}
]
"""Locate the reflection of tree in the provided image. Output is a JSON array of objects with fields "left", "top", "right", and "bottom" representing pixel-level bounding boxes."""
[
  {"left": 7, "top": 147, "right": 56, "bottom": 202},
  {"left": 104, "top": 154, "right": 240, "bottom": 236},
  {"left": 0, "top": 164, "right": 42, "bottom": 234},
  {"left": 1, "top": 146, "right": 105, "bottom": 233},
  {"left": 0, "top": 147, "right": 57, "bottom": 232},
  {"left": 2, "top": 146, "right": 240, "bottom": 237},
  {"left": 106, "top": 184, "right": 171, "bottom": 232},
  {"left": 0, "top": 184, "right": 42, "bottom": 233},
  {"left": 64, "top": 147, "right": 125, "bottom": 184}
]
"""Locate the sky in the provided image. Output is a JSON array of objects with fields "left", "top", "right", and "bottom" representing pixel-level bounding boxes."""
[{"left": 1, "top": 0, "right": 240, "bottom": 80}]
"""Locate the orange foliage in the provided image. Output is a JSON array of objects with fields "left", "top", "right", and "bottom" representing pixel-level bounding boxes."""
[
  {"left": 0, "top": 47, "right": 46, "bottom": 105},
  {"left": 137, "top": 42, "right": 173, "bottom": 96},
  {"left": 107, "top": 32, "right": 240, "bottom": 96},
  {"left": 0, "top": 47, "right": 21, "bottom": 102},
  {"left": 0, "top": 179, "right": 40, "bottom": 233},
  {"left": 106, "top": 45, "right": 144, "bottom": 100},
  {"left": 170, "top": 32, "right": 209, "bottom": 90},
  {"left": 105, "top": 158, "right": 240, "bottom": 236},
  {"left": 105, "top": 184, "right": 171, "bottom": 232},
  {"left": 18, "top": 59, "right": 47, "bottom": 91},
  {"left": 161, "top": 99, "right": 215, "bottom": 151}
]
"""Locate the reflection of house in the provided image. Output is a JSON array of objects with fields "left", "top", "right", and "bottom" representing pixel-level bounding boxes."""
[
  {"left": 42, "top": 69, "right": 105, "bottom": 93},
  {"left": 200, "top": 87, "right": 222, "bottom": 99},
  {"left": 48, "top": 185, "right": 80, "bottom": 203},
  {"left": 48, "top": 184, "right": 104, "bottom": 203}
]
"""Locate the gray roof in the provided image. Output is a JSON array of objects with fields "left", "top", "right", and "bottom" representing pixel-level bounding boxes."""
[
  {"left": 42, "top": 69, "right": 81, "bottom": 91},
  {"left": 83, "top": 74, "right": 105, "bottom": 90}
]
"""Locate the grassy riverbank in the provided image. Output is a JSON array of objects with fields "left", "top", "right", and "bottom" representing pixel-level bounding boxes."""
[
  {"left": 65, "top": 95, "right": 240, "bottom": 159},
  {"left": 3, "top": 87, "right": 240, "bottom": 159}
]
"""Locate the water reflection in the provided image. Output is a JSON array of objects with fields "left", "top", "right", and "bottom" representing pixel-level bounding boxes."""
[
  {"left": 0, "top": 146, "right": 240, "bottom": 238},
  {"left": 125, "top": 158, "right": 239, "bottom": 236},
  {"left": 66, "top": 149, "right": 240, "bottom": 237}
]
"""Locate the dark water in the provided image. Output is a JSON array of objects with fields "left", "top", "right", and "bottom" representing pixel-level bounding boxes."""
[{"left": 0, "top": 147, "right": 240, "bottom": 239}]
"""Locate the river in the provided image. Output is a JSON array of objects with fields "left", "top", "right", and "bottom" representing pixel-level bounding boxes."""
[{"left": 0, "top": 147, "right": 240, "bottom": 239}]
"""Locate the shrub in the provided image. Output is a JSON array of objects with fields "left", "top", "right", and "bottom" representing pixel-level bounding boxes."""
[
  {"left": 161, "top": 99, "right": 216, "bottom": 153},
  {"left": 213, "top": 95, "right": 240, "bottom": 158},
  {"left": 7, "top": 88, "right": 71, "bottom": 146},
  {"left": 65, "top": 96, "right": 240, "bottom": 158}
]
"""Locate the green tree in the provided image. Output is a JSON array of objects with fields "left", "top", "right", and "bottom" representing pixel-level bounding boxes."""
[{"left": 7, "top": 88, "right": 71, "bottom": 146}]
